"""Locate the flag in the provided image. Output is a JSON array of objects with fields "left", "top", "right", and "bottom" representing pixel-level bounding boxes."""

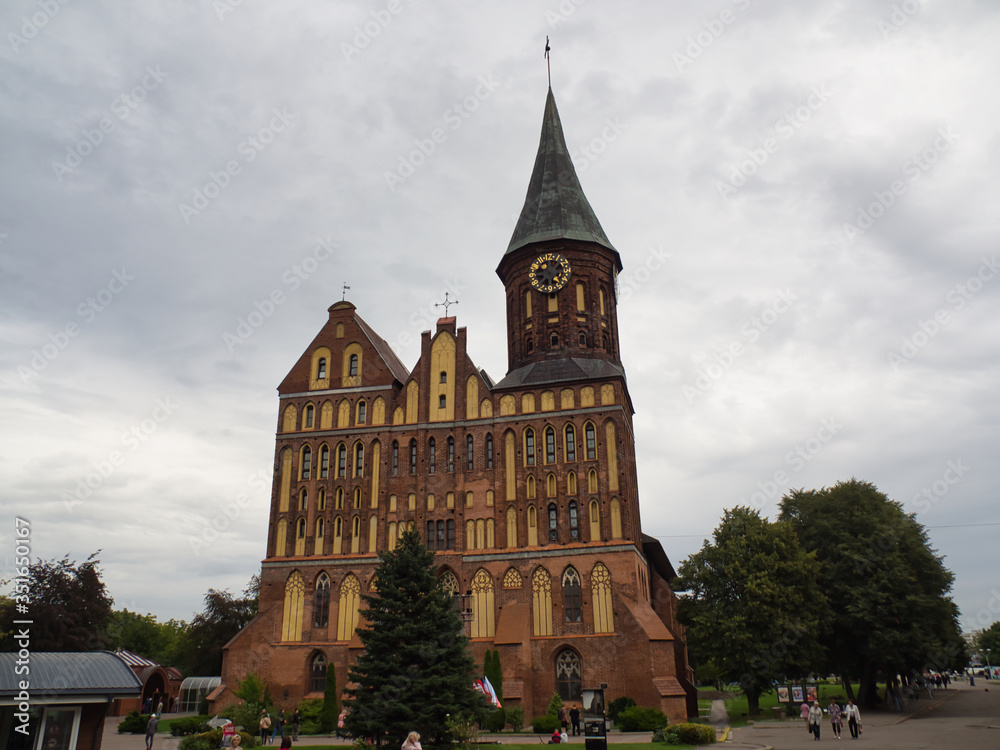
[{"left": 483, "top": 675, "right": 502, "bottom": 708}]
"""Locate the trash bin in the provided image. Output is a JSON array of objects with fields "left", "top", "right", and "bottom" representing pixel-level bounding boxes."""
[{"left": 584, "top": 718, "right": 607, "bottom": 750}]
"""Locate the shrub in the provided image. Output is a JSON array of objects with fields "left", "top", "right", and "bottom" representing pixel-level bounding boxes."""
[
  {"left": 298, "top": 698, "right": 325, "bottom": 735},
  {"left": 226, "top": 701, "right": 265, "bottom": 737},
  {"left": 505, "top": 706, "right": 525, "bottom": 733},
  {"left": 607, "top": 696, "right": 636, "bottom": 721},
  {"left": 170, "top": 716, "right": 212, "bottom": 736},
  {"left": 117, "top": 712, "right": 150, "bottom": 734},
  {"left": 484, "top": 706, "right": 506, "bottom": 732},
  {"left": 531, "top": 715, "right": 561, "bottom": 733},
  {"left": 546, "top": 694, "right": 563, "bottom": 716},
  {"left": 617, "top": 706, "right": 668, "bottom": 732},
  {"left": 179, "top": 729, "right": 222, "bottom": 750},
  {"left": 656, "top": 722, "right": 715, "bottom": 746}
]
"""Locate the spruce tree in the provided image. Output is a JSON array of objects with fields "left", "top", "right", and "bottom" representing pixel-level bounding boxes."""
[
  {"left": 344, "top": 529, "right": 478, "bottom": 746},
  {"left": 319, "top": 663, "right": 338, "bottom": 733}
]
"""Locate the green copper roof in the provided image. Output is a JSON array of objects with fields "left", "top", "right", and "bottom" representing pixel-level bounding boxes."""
[{"left": 506, "top": 89, "right": 616, "bottom": 256}]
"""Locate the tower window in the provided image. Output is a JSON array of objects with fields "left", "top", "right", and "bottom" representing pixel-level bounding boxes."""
[
  {"left": 485, "top": 433, "right": 493, "bottom": 469},
  {"left": 440, "top": 371, "right": 447, "bottom": 383},
  {"left": 585, "top": 423, "right": 596, "bottom": 460},
  {"left": 317, "top": 358, "right": 327, "bottom": 379},
  {"left": 349, "top": 354, "right": 359, "bottom": 377},
  {"left": 466, "top": 435, "right": 474, "bottom": 471},
  {"left": 439, "top": 395, "right": 446, "bottom": 409},
  {"left": 545, "top": 427, "right": 556, "bottom": 464},
  {"left": 550, "top": 332, "right": 559, "bottom": 347},
  {"left": 300, "top": 446, "right": 312, "bottom": 480},
  {"left": 391, "top": 440, "right": 399, "bottom": 475},
  {"left": 356, "top": 400, "right": 366, "bottom": 424},
  {"left": 447, "top": 436, "right": 455, "bottom": 473},
  {"left": 569, "top": 501, "right": 579, "bottom": 540},
  {"left": 354, "top": 443, "right": 364, "bottom": 477},
  {"left": 428, "top": 438, "right": 436, "bottom": 474},
  {"left": 320, "top": 445, "right": 330, "bottom": 478},
  {"left": 565, "top": 425, "right": 576, "bottom": 462},
  {"left": 548, "top": 503, "right": 558, "bottom": 542},
  {"left": 337, "top": 444, "right": 346, "bottom": 477},
  {"left": 525, "top": 429, "right": 535, "bottom": 466},
  {"left": 526, "top": 338, "right": 533, "bottom": 354},
  {"left": 409, "top": 439, "right": 417, "bottom": 474},
  {"left": 304, "top": 404, "right": 314, "bottom": 428},
  {"left": 579, "top": 332, "right": 587, "bottom": 346}
]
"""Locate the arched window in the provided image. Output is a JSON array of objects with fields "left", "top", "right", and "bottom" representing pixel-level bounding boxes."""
[
  {"left": 550, "top": 332, "right": 559, "bottom": 347},
  {"left": 447, "top": 436, "right": 455, "bottom": 472},
  {"left": 547, "top": 473, "right": 557, "bottom": 497},
  {"left": 409, "top": 439, "right": 417, "bottom": 474},
  {"left": 506, "top": 507, "right": 518, "bottom": 548},
  {"left": 351, "top": 516, "right": 361, "bottom": 553},
  {"left": 525, "top": 428, "right": 535, "bottom": 466},
  {"left": 567, "top": 471, "right": 577, "bottom": 495},
  {"left": 336, "top": 444, "right": 346, "bottom": 478},
  {"left": 578, "top": 331, "right": 586, "bottom": 346},
  {"left": 304, "top": 404, "right": 314, "bottom": 428},
  {"left": 555, "top": 649, "right": 582, "bottom": 701},
  {"left": 314, "top": 517, "right": 325, "bottom": 555},
  {"left": 354, "top": 442, "right": 364, "bottom": 477},
  {"left": 335, "top": 488, "right": 344, "bottom": 510},
  {"left": 298, "top": 489, "right": 308, "bottom": 511},
  {"left": 527, "top": 504, "right": 538, "bottom": 546},
  {"left": 610, "top": 498, "right": 623, "bottom": 539},
  {"left": 440, "top": 371, "right": 447, "bottom": 384},
  {"left": 562, "top": 567, "right": 582, "bottom": 622},
  {"left": 466, "top": 435, "right": 474, "bottom": 471},
  {"left": 319, "top": 445, "right": 330, "bottom": 478},
  {"left": 428, "top": 438, "right": 436, "bottom": 474},
  {"left": 527, "top": 475, "right": 536, "bottom": 499},
  {"left": 337, "top": 574, "right": 361, "bottom": 640},
  {"left": 548, "top": 503, "right": 558, "bottom": 542},
  {"left": 300, "top": 446, "right": 312, "bottom": 480},
  {"left": 314, "top": 574, "right": 330, "bottom": 627},
  {"left": 281, "top": 571, "right": 305, "bottom": 642},
  {"left": 440, "top": 570, "right": 460, "bottom": 596},
  {"left": 588, "top": 469, "right": 598, "bottom": 493},
  {"left": 589, "top": 499, "right": 600, "bottom": 541},
  {"left": 317, "top": 358, "right": 327, "bottom": 379},
  {"left": 565, "top": 425, "right": 576, "bottom": 462},
  {"left": 439, "top": 394, "right": 446, "bottom": 409},
  {"left": 545, "top": 427, "right": 556, "bottom": 464},
  {"left": 353, "top": 487, "right": 361, "bottom": 509},
  {"left": 318, "top": 488, "right": 326, "bottom": 510},
  {"left": 356, "top": 400, "right": 366, "bottom": 424},
  {"left": 310, "top": 652, "right": 327, "bottom": 692},
  {"left": 569, "top": 500, "right": 579, "bottom": 540},
  {"left": 585, "top": 422, "right": 596, "bottom": 460},
  {"left": 485, "top": 433, "right": 493, "bottom": 469},
  {"left": 348, "top": 353, "right": 359, "bottom": 377},
  {"left": 591, "top": 563, "right": 614, "bottom": 633},
  {"left": 526, "top": 337, "right": 533, "bottom": 354},
  {"left": 471, "top": 568, "right": 496, "bottom": 638},
  {"left": 391, "top": 440, "right": 399, "bottom": 475}
]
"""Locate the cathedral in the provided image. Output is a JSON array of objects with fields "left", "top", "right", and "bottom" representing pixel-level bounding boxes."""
[{"left": 220, "top": 87, "right": 698, "bottom": 723}]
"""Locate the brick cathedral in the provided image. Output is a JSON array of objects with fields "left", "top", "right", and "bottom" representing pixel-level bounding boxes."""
[{"left": 220, "top": 88, "right": 698, "bottom": 723}]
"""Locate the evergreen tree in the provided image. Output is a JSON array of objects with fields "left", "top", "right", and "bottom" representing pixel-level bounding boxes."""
[
  {"left": 320, "top": 664, "right": 339, "bottom": 733},
  {"left": 675, "top": 507, "right": 827, "bottom": 715},
  {"left": 344, "top": 530, "right": 478, "bottom": 746}
]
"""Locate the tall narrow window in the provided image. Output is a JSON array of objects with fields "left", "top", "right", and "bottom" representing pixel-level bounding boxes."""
[
  {"left": 301, "top": 446, "right": 312, "bottom": 480},
  {"left": 314, "top": 574, "right": 330, "bottom": 627},
  {"left": 298, "top": 489, "right": 308, "bottom": 511},
  {"left": 357, "top": 400, "right": 366, "bottom": 424},
  {"left": 485, "top": 433, "right": 494, "bottom": 469},
  {"left": 304, "top": 404, "right": 314, "bottom": 428},
  {"left": 562, "top": 567, "right": 582, "bottom": 622},
  {"left": 545, "top": 427, "right": 556, "bottom": 464},
  {"left": 466, "top": 435, "right": 474, "bottom": 470},
  {"left": 569, "top": 500, "right": 579, "bottom": 540},
  {"left": 349, "top": 354, "right": 359, "bottom": 376},
  {"left": 319, "top": 445, "right": 330, "bottom": 478},
  {"left": 317, "top": 358, "right": 327, "bottom": 379},
  {"left": 585, "top": 423, "right": 596, "bottom": 460},
  {"left": 318, "top": 488, "right": 326, "bottom": 510},
  {"left": 337, "top": 444, "right": 346, "bottom": 478},
  {"left": 428, "top": 438, "right": 436, "bottom": 474},
  {"left": 556, "top": 650, "right": 582, "bottom": 701},
  {"left": 532, "top": 567, "right": 553, "bottom": 636},
  {"left": 525, "top": 429, "right": 535, "bottom": 466},
  {"left": 565, "top": 425, "right": 576, "bottom": 462},
  {"left": 310, "top": 653, "right": 327, "bottom": 692},
  {"left": 409, "top": 439, "right": 417, "bottom": 474},
  {"left": 548, "top": 503, "right": 558, "bottom": 542},
  {"left": 447, "top": 437, "right": 455, "bottom": 472},
  {"left": 550, "top": 332, "right": 559, "bottom": 347},
  {"left": 440, "top": 371, "right": 447, "bottom": 383},
  {"left": 353, "top": 488, "right": 361, "bottom": 509},
  {"left": 391, "top": 440, "right": 399, "bottom": 475},
  {"left": 336, "top": 488, "right": 344, "bottom": 510},
  {"left": 354, "top": 443, "right": 364, "bottom": 477},
  {"left": 439, "top": 395, "right": 446, "bottom": 408}
]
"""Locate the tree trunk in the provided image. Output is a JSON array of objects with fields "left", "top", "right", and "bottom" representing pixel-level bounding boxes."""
[
  {"left": 858, "top": 660, "right": 879, "bottom": 710},
  {"left": 841, "top": 672, "right": 856, "bottom": 701},
  {"left": 747, "top": 691, "right": 761, "bottom": 716}
]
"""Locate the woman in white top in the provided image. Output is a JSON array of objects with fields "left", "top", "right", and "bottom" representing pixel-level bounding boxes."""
[
  {"left": 808, "top": 701, "right": 823, "bottom": 740},
  {"left": 845, "top": 700, "right": 862, "bottom": 739}
]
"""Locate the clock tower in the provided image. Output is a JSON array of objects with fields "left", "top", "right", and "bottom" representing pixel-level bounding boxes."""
[{"left": 496, "top": 88, "right": 625, "bottom": 376}]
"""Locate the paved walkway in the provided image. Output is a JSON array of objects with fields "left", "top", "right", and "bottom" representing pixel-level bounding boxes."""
[{"left": 103, "top": 680, "right": 1000, "bottom": 750}]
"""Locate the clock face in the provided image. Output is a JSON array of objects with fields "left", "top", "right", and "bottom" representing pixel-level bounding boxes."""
[{"left": 528, "top": 253, "right": 572, "bottom": 293}]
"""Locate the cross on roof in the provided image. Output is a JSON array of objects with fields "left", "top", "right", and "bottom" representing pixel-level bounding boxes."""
[{"left": 435, "top": 292, "right": 459, "bottom": 317}]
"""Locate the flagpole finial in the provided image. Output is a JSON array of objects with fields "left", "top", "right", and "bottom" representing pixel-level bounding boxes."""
[{"left": 545, "top": 36, "right": 552, "bottom": 89}]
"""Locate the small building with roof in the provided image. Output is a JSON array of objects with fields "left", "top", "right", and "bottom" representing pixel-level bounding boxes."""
[{"left": 0, "top": 651, "right": 141, "bottom": 750}]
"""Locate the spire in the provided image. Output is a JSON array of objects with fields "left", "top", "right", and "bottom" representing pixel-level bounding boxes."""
[{"left": 505, "top": 89, "right": 617, "bottom": 258}]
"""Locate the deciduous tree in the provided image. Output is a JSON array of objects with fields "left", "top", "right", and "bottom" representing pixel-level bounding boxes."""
[{"left": 675, "top": 507, "right": 826, "bottom": 715}]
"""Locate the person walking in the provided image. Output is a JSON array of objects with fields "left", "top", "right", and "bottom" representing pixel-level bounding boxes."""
[
  {"left": 144, "top": 714, "right": 158, "bottom": 750},
  {"left": 845, "top": 700, "right": 861, "bottom": 739},
  {"left": 828, "top": 700, "right": 842, "bottom": 739},
  {"left": 569, "top": 705, "right": 581, "bottom": 736},
  {"left": 800, "top": 701, "right": 811, "bottom": 730},
  {"left": 808, "top": 701, "right": 823, "bottom": 740},
  {"left": 271, "top": 709, "right": 286, "bottom": 744},
  {"left": 290, "top": 708, "right": 300, "bottom": 740},
  {"left": 259, "top": 710, "right": 272, "bottom": 745},
  {"left": 401, "top": 731, "right": 422, "bottom": 750},
  {"left": 558, "top": 705, "right": 569, "bottom": 733}
]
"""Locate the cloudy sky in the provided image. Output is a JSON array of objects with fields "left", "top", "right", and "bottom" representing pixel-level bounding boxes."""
[{"left": 2, "top": 0, "right": 998, "bottom": 633}]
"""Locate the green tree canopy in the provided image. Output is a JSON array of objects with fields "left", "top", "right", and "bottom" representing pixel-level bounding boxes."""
[
  {"left": 180, "top": 577, "right": 259, "bottom": 675},
  {"left": 976, "top": 621, "right": 1000, "bottom": 661},
  {"left": 1, "top": 552, "right": 112, "bottom": 651},
  {"left": 779, "top": 479, "right": 965, "bottom": 707},
  {"left": 344, "top": 529, "right": 478, "bottom": 746},
  {"left": 675, "top": 506, "right": 827, "bottom": 715}
]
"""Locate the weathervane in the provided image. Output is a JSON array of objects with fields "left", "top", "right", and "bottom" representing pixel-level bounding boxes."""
[
  {"left": 341, "top": 283, "right": 351, "bottom": 301},
  {"left": 435, "top": 292, "right": 459, "bottom": 317},
  {"left": 545, "top": 36, "right": 551, "bottom": 88}
]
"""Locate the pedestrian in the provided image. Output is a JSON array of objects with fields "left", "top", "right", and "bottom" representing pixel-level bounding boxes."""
[
  {"left": 271, "top": 709, "right": 286, "bottom": 743},
  {"left": 558, "top": 705, "right": 569, "bottom": 733},
  {"left": 845, "top": 700, "right": 861, "bottom": 739},
  {"left": 828, "top": 699, "right": 842, "bottom": 739},
  {"left": 808, "top": 700, "right": 822, "bottom": 740},
  {"left": 156, "top": 698, "right": 164, "bottom": 716},
  {"left": 401, "top": 731, "right": 422, "bottom": 750},
  {"left": 144, "top": 714, "right": 158, "bottom": 750},
  {"left": 569, "top": 704, "right": 581, "bottom": 736},
  {"left": 291, "top": 708, "right": 300, "bottom": 740},
  {"left": 800, "top": 701, "right": 811, "bottom": 730},
  {"left": 231, "top": 735, "right": 242, "bottom": 749},
  {"left": 259, "top": 710, "right": 272, "bottom": 745}
]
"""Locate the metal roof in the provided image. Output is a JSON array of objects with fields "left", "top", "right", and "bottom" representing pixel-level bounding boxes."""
[
  {"left": 114, "top": 648, "right": 158, "bottom": 668},
  {"left": 505, "top": 88, "right": 618, "bottom": 259},
  {"left": 0, "top": 652, "right": 142, "bottom": 696}
]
